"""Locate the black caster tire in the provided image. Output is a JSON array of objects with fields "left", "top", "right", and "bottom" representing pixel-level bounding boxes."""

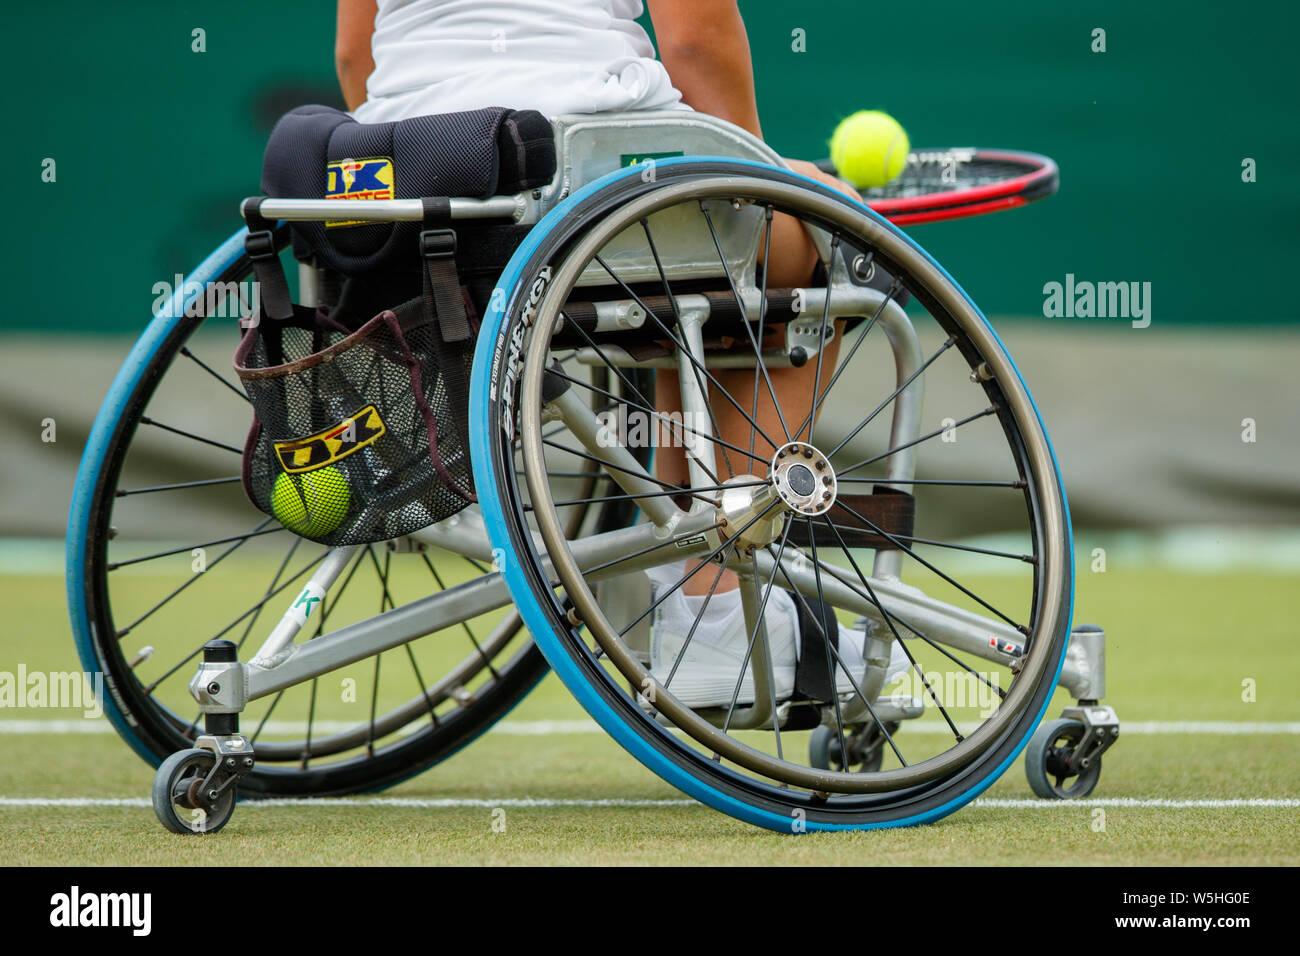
[
  {"left": 809, "top": 722, "right": 897, "bottom": 772},
  {"left": 809, "top": 724, "right": 838, "bottom": 770},
  {"left": 1025, "top": 718, "right": 1102, "bottom": 799},
  {"left": 152, "top": 748, "right": 236, "bottom": 834}
]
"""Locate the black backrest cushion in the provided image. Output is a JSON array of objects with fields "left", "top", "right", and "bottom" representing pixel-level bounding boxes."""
[{"left": 260, "top": 105, "right": 555, "bottom": 276}]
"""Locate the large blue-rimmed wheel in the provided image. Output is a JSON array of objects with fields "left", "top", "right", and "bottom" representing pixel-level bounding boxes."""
[
  {"left": 65, "top": 227, "right": 622, "bottom": 796},
  {"left": 472, "top": 158, "right": 1074, "bottom": 831}
]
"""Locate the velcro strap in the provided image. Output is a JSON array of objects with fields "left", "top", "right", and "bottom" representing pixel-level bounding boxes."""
[
  {"left": 420, "top": 228, "right": 471, "bottom": 343},
  {"left": 792, "top": 593, "right": 841, "bottom": 702},
  {"left": 241, "top": 203, "right": 293, "bottom": 321}
]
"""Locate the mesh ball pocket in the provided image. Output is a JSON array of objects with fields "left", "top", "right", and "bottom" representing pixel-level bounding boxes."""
[{"left": 235, "top": 304, "right": 475, "bottom": 546}]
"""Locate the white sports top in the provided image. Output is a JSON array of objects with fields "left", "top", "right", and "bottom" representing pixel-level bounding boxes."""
[{"left": 351, "top": 0, "right": 688, "bottom": 123}]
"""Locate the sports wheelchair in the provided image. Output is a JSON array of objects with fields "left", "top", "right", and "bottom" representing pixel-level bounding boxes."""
[{"left": 66, "top": 107, "right": 1119, "bottom": 833}]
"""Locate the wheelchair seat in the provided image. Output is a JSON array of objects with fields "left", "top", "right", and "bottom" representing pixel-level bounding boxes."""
[{"left": 261, "top": 104, "right": 556, "bottom": 279}]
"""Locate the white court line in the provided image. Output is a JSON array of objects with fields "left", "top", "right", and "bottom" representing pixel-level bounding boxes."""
[
  {"left": 0, "top": 719, "right": 604, "bottom": 736},
  {"left": 970, "top": 798, "right": 1300, "bottom": 809},
  {"left": 2, "top": 719, "right": 1298, "bottom": 736},
  {"left": 0, "top": 797, "right": 693, "bottom": 809},
  {"left": 893, "top": 721, "right": 1300, "bottom": 736},
  {"left": 0, "top": 796, "right": 1296, "bottom": 810}
]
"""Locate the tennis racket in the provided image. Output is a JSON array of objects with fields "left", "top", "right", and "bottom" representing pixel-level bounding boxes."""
[{"left": 816, "top": 148, "right": 1059, "bottom": 225}]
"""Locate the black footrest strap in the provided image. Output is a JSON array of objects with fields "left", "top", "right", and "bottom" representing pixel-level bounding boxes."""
[{"left": 786, "top": 485, "right": 916, "bottom": 551}]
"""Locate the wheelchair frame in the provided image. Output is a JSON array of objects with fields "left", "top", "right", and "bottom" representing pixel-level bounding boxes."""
[{"left": 128, "top": 110, "right": 1118, "bottom": 827}]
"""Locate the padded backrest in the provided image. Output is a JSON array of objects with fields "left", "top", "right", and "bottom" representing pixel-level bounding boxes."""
[{"left": 261, "top": 104, "right": 555, "bottom": 276}]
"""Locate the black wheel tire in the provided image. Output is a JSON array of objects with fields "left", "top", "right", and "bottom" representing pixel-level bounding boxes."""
[
  {"left": 1024, "top": 717, "right": 1102, "bottom": 799},
  {"left": 152, "top": 748, "right": 236, "bottom": 834},
  {"left": 480, "top": 160, "right": 1074, "bottom": 828},
  {"left": 69, "top": 233, "right": 562, "bottom": 797}
]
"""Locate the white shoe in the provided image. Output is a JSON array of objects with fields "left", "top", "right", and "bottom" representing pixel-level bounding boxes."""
[
  {"left": 647, "top": 561, "right": 910, "bottom": 709},
  {"left": 646, "top": 562, "right": 798, "bottom": 708}
]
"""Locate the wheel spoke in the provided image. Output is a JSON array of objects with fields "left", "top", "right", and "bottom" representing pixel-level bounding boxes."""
[
  {"left": 825, "top": 335, "right": 956, "bottom": 460},
  {"left": 615, "top": 501, "right": 780, "bottom": 638},
  {"left": 640, "top": 216, "right": 741, "bottom": 478},
  {"left": 116, "top": 476, "right": 242, "bottom": 497},
  {"left": 593, "top": 251, "right": 781, "bottom": 453},
  {"left": 804, "top": 233, "right": 840, "bottom": 447},
  {"left": 751, "top": 550, "right": 785, "bottom": 762},
  {"left": 423, "top": 553, "right": 499, "bottom": 682},
  {"left": 836, "top": 476, "right": 1025, "bottom": 488},
  {"left": 697, "top": 201, "right": 792, "bottom": 443},
  {"left": 298, "top": 546, "right": 367, "bottom": 764},
  {"left": 582, "top": 520, "right": 726, "bottom": 579},
  {"left": 788, "top": 276, "right": 902, "bottom": 441},
  {"left": 802, "top": 516, "right": 851, "bottom": 769},
  {"left": 180, "top": 346, "right": 251, "bottom": 404},
  {"left": 765, "top": 545, "right": 908, "bottom": 767},
  {"left": 541, "top": 437, "right": 694, "bottom": 493},
  {"left": 660, "top": 558, "right": 731, "bottom": 692},
  {"left": 836, "top": 405, "right": 997, "bottom": 478},
  {"left": 559, "top": 309, "right": 655, "bottom": 412},
  {"left": 819, "top": 515, "right": 965, "bottom": 742},
  {"left": 249, "top": 688, "right": 286, "bottom": 745},
  {"left": 108, "top": 525, "right": 286, "bottom": 571},
  {"left": 721, "top": 520, "right": 792, "bottom": 735},
  {"left": 142, "top": 550, "right": 328, "bottom": 693},
  {"left": 137, "top": 416, "right": 243, "bottom": 454},
  {"left": 547, "top": 367, "right": 769, "bottom": 468},
  {"left": 115, "top": 517, "right": 278, "bottom": 637},
  {"left": 790, "top": 526, "right": 1015, "bottom": 701},
  {"left": 231, "top": 536, "right": 307, "bottom": 653},
  {"left": 817, "top": 520, "right": 1035, "bottom": 563},
  {"left": 750, "top": 205, "right": 775, "bottom": 459},
  {"left": 833, "top": 497, "right": 1024, "bottom": 632}
]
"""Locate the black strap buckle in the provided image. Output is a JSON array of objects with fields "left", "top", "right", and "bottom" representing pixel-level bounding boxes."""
[
  {"left": 419, "top": 228, "right": 457, "bottom": 259},
  {"left": 245, "top": 229, "right": 277, "bottom": 260}
]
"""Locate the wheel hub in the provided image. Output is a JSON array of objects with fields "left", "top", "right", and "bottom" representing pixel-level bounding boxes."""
[
  {"left": 718, "top": 476, "right": 784, "bottom": 551},
  {"left": 771, "top": 442, "right": 837, "bottom": 516}
]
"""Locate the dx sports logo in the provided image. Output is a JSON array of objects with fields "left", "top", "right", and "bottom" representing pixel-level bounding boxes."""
[{"left": 326, "top": 156, "right": 396, "bottom": 228}]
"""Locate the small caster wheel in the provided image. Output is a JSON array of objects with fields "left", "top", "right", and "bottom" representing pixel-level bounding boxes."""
[
  {"left": 809, "top": 725, "right": 839, "bottom": 770},
  {"left": 809, "top": 722, "right": 898, "bottom": 772},
  {"left": 1025, "top": 718, "right": 1102, "bottom": 799},
  {"left": 152, "top": 748, "right": 236, "bottom": 834}
]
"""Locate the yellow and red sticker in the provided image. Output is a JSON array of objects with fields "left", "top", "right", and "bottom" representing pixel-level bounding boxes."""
[
  {"left": 273, "top": 405, "right": 386, "bottom": 472},
  {"left": 325, "top": 157, "right": 395, "bottom": 228}
]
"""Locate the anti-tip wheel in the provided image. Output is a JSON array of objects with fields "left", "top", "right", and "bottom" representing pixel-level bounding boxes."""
[
  {"left": 1024, "top": 717, "right": 1102, "bottom": 799},
  {"left": 152, "top": 748, "right": 236, "bottom": 834},
  {"left": 809, "top": 722, "right": 897, "bottom": 773}
]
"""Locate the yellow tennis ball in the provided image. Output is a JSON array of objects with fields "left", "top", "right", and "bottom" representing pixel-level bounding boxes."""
[
  {"left": 272, "top": 467, "right": 351, "bottom": 537},
  {"left": 830, "top": 110, "right": 910, "bottom": 188}
]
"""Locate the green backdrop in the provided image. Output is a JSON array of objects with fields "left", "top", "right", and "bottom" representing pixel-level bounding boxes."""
[{"left": 6, "top": 0, "right": 1297, "bottom": 333}]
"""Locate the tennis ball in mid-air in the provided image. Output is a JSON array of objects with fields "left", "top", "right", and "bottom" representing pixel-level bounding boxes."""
[
  {"left": 272, "top": 467, "right": 351, "bottom": 537},
  {"left": 830, "top": 110, "right": 910, "bottom": 188}
]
